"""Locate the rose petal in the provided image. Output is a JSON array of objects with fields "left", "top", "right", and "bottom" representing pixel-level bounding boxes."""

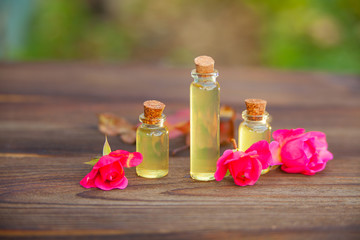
[
  {"left": 94, "top": 168, "right": 127, "bottom": 190},
  {"left": 230, "top": 156, "right": 262, "bottom": 186},
  {"left": 303, "top": 137, "right": 317, "bottom": 159},
  {"left": 214, "top": 150, "right": 234, "bottom": 181},
  {"left": 108, "top": 150, "right": 143, "bottom": 168},
  {"left": 80, "top": 169, "right": 98, "bottom": 188},
  {"left": 318, "top": 149, "right": 333, "bottom": 162},
  {"left": 246, "top": 140, "right": 272, "bottom": 170},
  {"left": 247, "top": 158, "right": 262, "bottom": 185},
  {"left": 169, "top": 129, "right": 185, "bottom": 139},
  {"left": 99, "top": 161, "right": 124, "bottom": 182},
  {"left": 94, "top": 175, "right": 113, "bottom": 190},
  {"left": 223, "top": 151, "right": 251, "bottom": 165},
  {"left": 120, "top": 152, "right": 143, "bottom": 168},
  {"left": 109, "top": 173, "right": 128, "bottom": 189},
  {"left": 303, "top": 154, "right": 326, "bottom": 175},
  {"left": 109, "top": 150, "right": 129, "bottom": 159},
  {"left": 280, "top": 139, "right": 308, "bottom": 174},
  {"left": 306, "top": 131, "right": 328, "bottom": 150},
  {"left": 94, "top": 155, "right": 120, "bottom": 169},
  {"left": 113, "top": 176, "right": 128, "bottom": 189},
  {"left": 165, "top": 109, "right": 190, "bottom": 139},
  {"left": 269, "top": 141, "right": 282, "bottom": 165},
  {"left": 272, "top": 128, "right": 305, "bottom": 145}
]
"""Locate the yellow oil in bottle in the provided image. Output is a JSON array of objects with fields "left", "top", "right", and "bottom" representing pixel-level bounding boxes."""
[
  {"left": 136, "top": 125, "right": 169, "bottom": 178},
  {"left": 238, "top": 123, "right": 271, "bottom": 151},
  {"left": 238, "top": 110, "right": 271, "bottom": 174},
  {"left": 190, "top": 80, "right": 220, "bottom": 181}
]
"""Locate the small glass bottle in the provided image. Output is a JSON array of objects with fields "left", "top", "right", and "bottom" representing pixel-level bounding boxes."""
[
  {"left": 136, "top": 100, "right": 169, "bottom": 178},
  {"left": 190, "top": 56, "right": 220, "bottom": 181},
  {"left": 238, "top": 99, "right": 271, "bottom": 174}
]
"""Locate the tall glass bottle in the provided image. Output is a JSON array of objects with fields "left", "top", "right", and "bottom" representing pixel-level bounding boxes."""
[
  {"left": 190, "top": 56, "right": 220, "bottom": 181},
  {"left": 136, "top": 100, "right": 169, "bottom": 178},
  {"left": 238, "top": 99, "right": 271, "bottom": 174}
]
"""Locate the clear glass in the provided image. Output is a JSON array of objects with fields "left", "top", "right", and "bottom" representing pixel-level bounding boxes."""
[
  {"left": 238, "top": 110, "right": 271, "bottom": 174},
  {"left": 190, "top": 70, "right": 220, "bottom": 181},
  {"left": 136, "top": 113, "right": 169, "bottom": 178}
]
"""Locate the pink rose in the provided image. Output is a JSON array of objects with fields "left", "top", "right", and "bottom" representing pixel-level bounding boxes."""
[
  {"left": 215, "top": 140, "right": 272, "bottom": 186},
  {"left": 80, "top": 150, "right": 142, "bottom": 190},
  {"left": 270, "top": 128, "right": 333, "bottom": 175}
]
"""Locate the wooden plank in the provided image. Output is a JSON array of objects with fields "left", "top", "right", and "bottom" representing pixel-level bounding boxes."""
[
  {"left": 0, "top": 155, "right": 359, "bottom": 238},
  {"left": 0, "top": 63, "right": 359, "bottom": 239}
]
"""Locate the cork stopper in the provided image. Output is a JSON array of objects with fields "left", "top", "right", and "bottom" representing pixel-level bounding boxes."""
[
  {"left": 143, "top": 100, "right": 165, "bottom": 124},
  {"left": 245, "top": 99, "right": 267, "bottom": 121},
  {"left": 194, "top": 56, "right": 215, "bottom": 74}
]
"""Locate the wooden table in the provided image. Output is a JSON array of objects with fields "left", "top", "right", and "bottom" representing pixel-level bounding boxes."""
[{"left": 0, "top": 63, "right": 359, "bottom": 239}]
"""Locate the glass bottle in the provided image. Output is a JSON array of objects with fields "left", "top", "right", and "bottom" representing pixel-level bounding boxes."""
[
  {"left": 136, "top": 100, "right": 169, "bottom": 178},
  {"left": 238, "top": 99, "right": 271, "bottom": 174},
  {"left": 190, "top": 56, "right": 220, "bottom": 181}
]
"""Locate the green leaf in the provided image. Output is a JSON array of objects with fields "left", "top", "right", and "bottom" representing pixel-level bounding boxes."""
[
  {"left": 84, "top": 157, "right": 100, "bottom": 166},
  {"left": 84, "top": 136, "right": 112, "bottom": 166},
  {"left": 103, "top": 135, "right": 112, "bottom": 156}
]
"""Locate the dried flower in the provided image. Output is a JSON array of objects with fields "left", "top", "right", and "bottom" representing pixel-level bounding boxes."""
[{"left": 98, "top": 113, "right": 136, "bottom": 144}]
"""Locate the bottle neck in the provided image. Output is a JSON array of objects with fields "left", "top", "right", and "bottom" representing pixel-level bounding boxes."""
[
  {"left": 139, "top": 113, "right": 166, "bottom": 127},
  {"left": 242, "top": 110, "right": 269, "bottom": 124},
  {"left": 191, "top": 69, "right": 218, "bottom": 83}
]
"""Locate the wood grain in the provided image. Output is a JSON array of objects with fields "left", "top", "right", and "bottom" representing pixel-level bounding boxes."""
[{"left": 0, "top": 63, "right": 359, "bottom": 239}]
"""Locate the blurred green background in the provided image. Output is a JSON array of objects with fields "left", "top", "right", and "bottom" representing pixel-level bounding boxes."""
[{"left": 1, "top": 0, "right": 359, "bottom": 74}]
